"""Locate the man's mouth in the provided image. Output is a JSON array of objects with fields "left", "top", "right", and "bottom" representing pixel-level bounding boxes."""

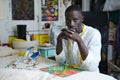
[{"left": 69, "top": 28, "right": 76, "bottom": 32}]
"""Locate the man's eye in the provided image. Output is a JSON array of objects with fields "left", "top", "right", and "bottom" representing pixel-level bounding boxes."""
[{"left": 73, "top": 19, "right": 78, "bottom": 22}]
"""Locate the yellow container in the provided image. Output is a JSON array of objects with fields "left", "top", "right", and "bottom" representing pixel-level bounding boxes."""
[
  {"left": 19, "top": 51, "right": 26, "bottom": 56},
  {"left": 33, "top": 34, "right": 40, "bottom": 44},
  {"left": 33, "top": 34, "right": 50, "bottom": 45},
  {"left": 9, "top": 36, "right": 18, "bottom": 47},
  {"left": 39, "top": 34, "right": 50, "bottom": 44}
]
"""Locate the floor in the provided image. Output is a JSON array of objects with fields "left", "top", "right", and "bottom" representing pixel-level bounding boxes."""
[
  {"left": 109, "top": 71, "right": 120, "bottom": 80},
  {"left": 108, "top": 60, "right": 120, "bottom": 80}
]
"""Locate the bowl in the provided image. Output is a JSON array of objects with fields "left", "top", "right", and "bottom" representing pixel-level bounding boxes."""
[{"left": 12, "top": 40, "right": 39, "bottom": 49}]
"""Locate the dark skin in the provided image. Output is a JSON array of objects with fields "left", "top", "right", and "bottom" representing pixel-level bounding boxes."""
[{"left": 56, "top": 10, "right": 88, "bottom": 60}]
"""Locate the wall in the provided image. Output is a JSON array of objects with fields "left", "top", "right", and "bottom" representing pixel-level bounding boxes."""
[
  {"left": 0, "top": 0, "right": 9, "bottom": 44},
  {"left": 0, "top": 0, "right": 71, "bottom": 44}
]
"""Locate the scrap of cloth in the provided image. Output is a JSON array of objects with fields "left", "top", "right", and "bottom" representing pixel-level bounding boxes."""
[{"left": 0, "top": 46, "right": 19, "bottom": 57}]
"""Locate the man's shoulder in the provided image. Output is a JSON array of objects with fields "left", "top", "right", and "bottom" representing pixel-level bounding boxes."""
[
  {"left": 84, "top": 24, "right": 101, "bottom": 37},
  {"left": 84, "top": 24, "right": 100, "bottom": 33}
]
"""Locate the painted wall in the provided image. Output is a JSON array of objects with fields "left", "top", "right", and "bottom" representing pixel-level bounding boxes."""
[
  {"left": 0, "top": 0, "right": 71, "bottom": 44},
  {"left": 0, "top": 0, "right": 9, "bottom": 44}
]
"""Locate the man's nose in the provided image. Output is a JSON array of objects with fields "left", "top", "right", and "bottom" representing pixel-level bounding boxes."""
[{"left": 69, "top": 20, "right": 75, "bottom": 26}]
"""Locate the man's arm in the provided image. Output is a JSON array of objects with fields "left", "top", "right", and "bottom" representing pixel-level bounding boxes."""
[
  {"left": 76, "top": 37, "right": 88, "bottom": 60},
  {"left": 81, "top": 29, "right": 102, "bottom": 71},
  {"left": 56, "top": 28, "right": 68, "bottom": 55},
  {"left": 56, "top": 35, "right": 63, "bottom": 55},
  {"left": 63, "top": 29, "right": 88, "bottom": 60},
  {"left": 56, "top": 28, "right": 88, "bottom": 60}
]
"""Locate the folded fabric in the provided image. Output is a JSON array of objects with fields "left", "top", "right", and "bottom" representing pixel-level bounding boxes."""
[{"left": 0, "top": 46, "right": 19, "bottom": 57}]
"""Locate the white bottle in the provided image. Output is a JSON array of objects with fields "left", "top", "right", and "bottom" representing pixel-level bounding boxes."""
[
  {"left": 26, "top": 31, "right": 30, "bottom": 41},
  {"left": 26, "top": 34, "right": 30, "bottom": 41}
]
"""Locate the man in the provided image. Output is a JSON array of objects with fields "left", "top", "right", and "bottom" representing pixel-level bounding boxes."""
[{"left": 56, "top": 5, "right": 101, "bottom": 72}]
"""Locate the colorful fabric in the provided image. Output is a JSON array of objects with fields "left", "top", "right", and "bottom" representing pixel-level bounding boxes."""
[{"left": 40, "top": 64, "right": 84, "bottom": 77}]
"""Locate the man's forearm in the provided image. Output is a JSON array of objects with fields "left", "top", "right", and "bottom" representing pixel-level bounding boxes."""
[
  {"left": 77, "top": 37, "right": 88, "bottom": 60},
  {"left": 56, "top": 38, "right": 63, "bottom": 55}
]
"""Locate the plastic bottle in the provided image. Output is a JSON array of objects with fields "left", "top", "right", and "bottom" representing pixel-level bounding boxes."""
[{"left": 26, "top": 31, "right": 30, "bottom": 41}]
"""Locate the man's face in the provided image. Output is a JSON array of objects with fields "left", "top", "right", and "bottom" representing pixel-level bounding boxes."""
[{"left": 65, "top": 10, "right": 83, "bottom": 33}]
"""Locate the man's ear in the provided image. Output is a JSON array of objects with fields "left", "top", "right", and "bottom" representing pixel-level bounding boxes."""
[{"left": 81, "top": 15, "right": 84, "bottom": 22}]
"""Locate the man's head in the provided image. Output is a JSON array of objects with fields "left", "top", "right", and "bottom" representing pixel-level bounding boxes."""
[{"left": 65, "top": 5, "right": 83, "bottom": 34}]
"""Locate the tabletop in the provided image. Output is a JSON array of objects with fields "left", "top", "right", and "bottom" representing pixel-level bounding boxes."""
[{"left": 0, "top": 55, "right": 117, "bottom": 80}]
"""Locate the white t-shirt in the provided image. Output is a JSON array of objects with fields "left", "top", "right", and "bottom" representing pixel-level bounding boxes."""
[{"left": 55, "top": 24, "right": 102, "bottom": 72}]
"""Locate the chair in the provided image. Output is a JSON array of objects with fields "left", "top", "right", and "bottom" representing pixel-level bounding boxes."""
[{"left": 82, "top": 11, "right": 109, "bottom": 74}]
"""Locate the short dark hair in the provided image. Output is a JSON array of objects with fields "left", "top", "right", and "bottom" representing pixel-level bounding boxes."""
[{"left": 65, "top": 5, "right": 82, "bottom": 15}]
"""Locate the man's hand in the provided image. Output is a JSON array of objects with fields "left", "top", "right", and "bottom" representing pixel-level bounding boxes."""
[{"left": 59, "top": 28, "right": 80, "bottom": 42}]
